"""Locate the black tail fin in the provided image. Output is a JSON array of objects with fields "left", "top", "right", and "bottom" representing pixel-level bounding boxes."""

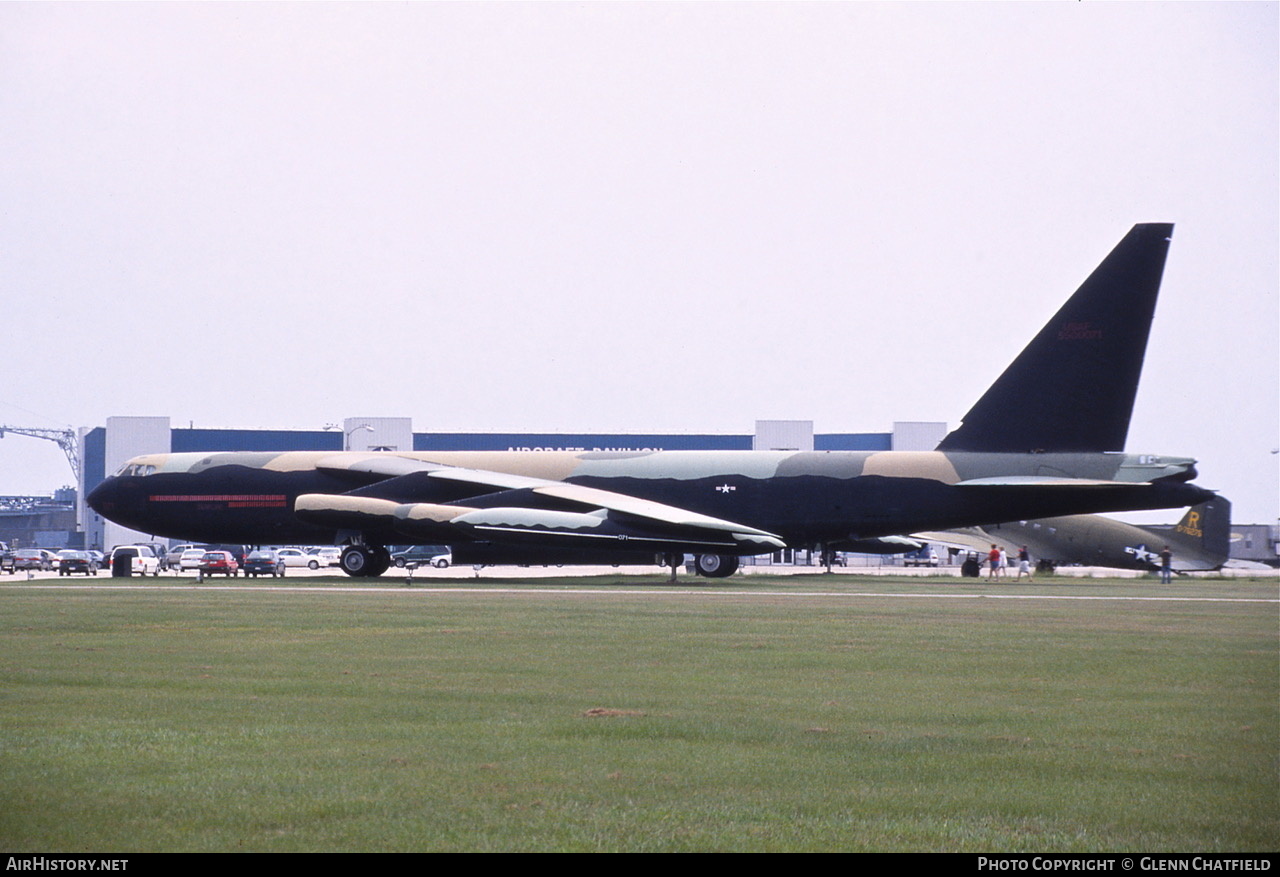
[
  {"left": 1170, "top": 497, "right": 1231, "bottom": 565},
  {"left": 937, "top": 223, "right": 1174, "bottom": 453}
]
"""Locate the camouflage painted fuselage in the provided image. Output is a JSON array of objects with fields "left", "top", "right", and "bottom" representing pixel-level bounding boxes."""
[{"left": 89, "top": 448, "right": 1211, "bottom": 554}]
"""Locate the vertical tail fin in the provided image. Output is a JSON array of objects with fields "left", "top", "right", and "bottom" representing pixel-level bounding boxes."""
[
  {"left": 1170, "top": 498, "right": 1231, "bottom": 565},
  {"left": 936, "top": 223, "right": 1174, "bottom": 453}
]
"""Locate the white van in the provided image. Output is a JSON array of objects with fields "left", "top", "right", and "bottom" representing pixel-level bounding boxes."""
[{"left": 109, "top": 545, "right": 161, "bottom": 576}]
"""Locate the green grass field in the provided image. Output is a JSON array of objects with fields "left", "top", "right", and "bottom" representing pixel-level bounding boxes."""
[{"left": 2, "top": 574, "right": 1276, "bottom": 852}]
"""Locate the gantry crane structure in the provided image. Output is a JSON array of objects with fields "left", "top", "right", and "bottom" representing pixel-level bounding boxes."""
[{"left": 0, "top": 426, "right": 80, "bottom": 485}]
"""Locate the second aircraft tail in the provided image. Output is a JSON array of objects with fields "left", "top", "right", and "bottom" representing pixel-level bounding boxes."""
[{"left": 1167, "top": 497, "right": 1232, "bottom": 566}]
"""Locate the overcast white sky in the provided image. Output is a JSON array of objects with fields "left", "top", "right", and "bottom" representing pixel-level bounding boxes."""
[{"left": 2, "top": 2, "right": 1277, "bottom": 525}]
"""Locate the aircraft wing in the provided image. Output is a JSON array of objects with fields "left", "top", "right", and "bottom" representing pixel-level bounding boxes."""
[
  {"left": 830, "top": 535, "right": 926, "bottom": 554},
  {"left": 298, "top": 456, "right": 785, "bottom": 554},
  {"left": 316, "top": 453, "right": 546, "bottom": 490},
  {"left": 955, "top": 477, "right": 1142, "bottom": 488},
  {"left": 911, "top": 529, "right": 997, "bottom": 555}
]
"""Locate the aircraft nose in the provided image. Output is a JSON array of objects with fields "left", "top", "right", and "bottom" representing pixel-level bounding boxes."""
[
  {"left": 87, "top": 476, "right": 143, "bottom": 519},
  {"left": 86, "top": 478, "right": 115, "bottom": 515}
]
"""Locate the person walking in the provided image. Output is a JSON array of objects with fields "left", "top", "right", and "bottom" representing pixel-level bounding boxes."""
[
  {"left": 1159, "top": 545, "right": 1173, "bottom": 584},
  {"left": 1016, "top": 546, "right": 1032, "bottom": 580}
]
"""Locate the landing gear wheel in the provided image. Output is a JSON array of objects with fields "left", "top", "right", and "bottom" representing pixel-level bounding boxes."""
[
  {"left": 694, "top": 554, "right": 739, "bottom": 578},
  {"left": 341, "top": 545, "right": 373, "bottom": 577},
  {"left": 340, "top": 545, "right": 390, "bottom": 578},
  {"left": 367, "top": 546, "right": 391, "bottom": 578}
]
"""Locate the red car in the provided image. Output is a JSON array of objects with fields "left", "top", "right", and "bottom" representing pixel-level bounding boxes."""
[{"left": 199, "top": 550, "right": 239, "bottom": 577}]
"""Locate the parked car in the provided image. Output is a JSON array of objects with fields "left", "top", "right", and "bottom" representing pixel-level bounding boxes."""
[
  {"left": 139, "top": 542, "right": 171, "bottom": 570},
  {"left": 276, "top": 547, "right": 322, "bottom": 570},
  {"left": 308, "top": 547, "right": 342, "bottom": 567},
  {"left": 242, "top": 549, "right": 285, "bottom": 578},
  {"left": 209, "top": 545, "right": 248, "bottom": 566},
  {"left": 178, "top": 548, "right": 208, "bottom": 571},
  {"left": 166, "top": 544, "right": 203, "bottom": 569},
  {"left": 0, "top": 541, "right": 13, "bottom": 573},
  {"left": 109, "top": 545, "right": 161, "bottom": 576},
  {"left": 199, "top": 550, "right": 239, "bottom": 577},
  {"left": 58, "top": 550, "right": 99, "bottom": 576},
  {"left": 13, "top": 548, "right": 56, "bottom": 571},
  {"left": 903, "top": 547, "right": 940, "bottom": 567},
  {"left": 391, "top": 545, "right": 451, "bottom": 569}
]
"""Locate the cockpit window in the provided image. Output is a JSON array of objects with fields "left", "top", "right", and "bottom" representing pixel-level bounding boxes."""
[{"left": 114, "top": 463, "right": 158, "bottom": 477}]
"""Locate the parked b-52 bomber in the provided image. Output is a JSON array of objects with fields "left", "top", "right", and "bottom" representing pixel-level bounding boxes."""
[{"left": 89, "top": 223, "right": 1213, "bottom": 578}]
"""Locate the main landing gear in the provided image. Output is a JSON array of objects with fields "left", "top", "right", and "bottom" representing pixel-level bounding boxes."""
[
  {"left": 661, "top": 553, "right": 741, "bottom": 581},
  {"left": 693, "top": 554, "right": 739, "bottom": 578},
  {"left": 339, "top": 544, "right": 391, "bottom": 578}
]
